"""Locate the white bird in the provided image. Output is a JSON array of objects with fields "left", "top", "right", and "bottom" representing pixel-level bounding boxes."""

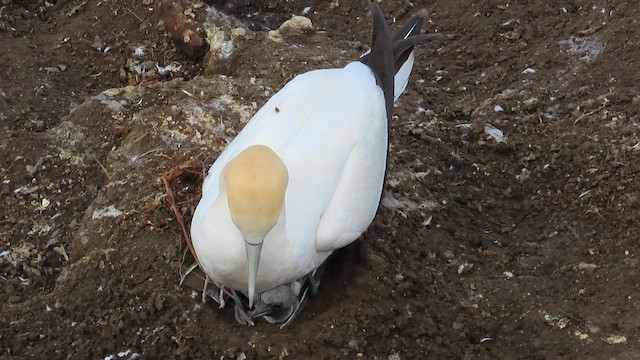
[{"left": 190, "top": 3, "right": 428, "bottom": 325}]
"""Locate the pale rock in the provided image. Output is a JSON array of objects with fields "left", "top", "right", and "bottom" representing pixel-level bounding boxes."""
[
  {"left": 278, "top": 16, "right": 314, "bottom": 35},
  {"left": 267, "top": 30, "right": 284, "bottom": 43}
]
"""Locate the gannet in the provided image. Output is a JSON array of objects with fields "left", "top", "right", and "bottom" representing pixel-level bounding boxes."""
[{"left": 190, "top": 2, "right": 429, "bottom": 325}]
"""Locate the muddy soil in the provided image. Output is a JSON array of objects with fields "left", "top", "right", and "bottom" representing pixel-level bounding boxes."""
[{"left": 1, "top": 0, "right": 639, "bottom": 359}]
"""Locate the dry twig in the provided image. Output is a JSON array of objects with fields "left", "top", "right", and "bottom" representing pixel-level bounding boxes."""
[
  {"left": 162, "top": 160, "right": 234, "bottom": 300},
  {"left": 95, "top": 157, "right": 111, "bottom": 179},
  {"left": 162, "top": 160, "right": 201, "bottom": 252}
]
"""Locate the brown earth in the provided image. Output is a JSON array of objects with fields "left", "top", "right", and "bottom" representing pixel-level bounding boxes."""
[{"left": 1, "top": 0, "right": 639, "bottom": 359}]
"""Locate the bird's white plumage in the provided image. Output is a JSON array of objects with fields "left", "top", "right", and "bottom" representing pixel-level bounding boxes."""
[{"left": 191, "top": 61, "right": 388, "bottom": 294}]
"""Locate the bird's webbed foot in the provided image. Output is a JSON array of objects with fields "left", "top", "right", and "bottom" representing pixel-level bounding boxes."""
[
  {"left": 231, "top": 290, "right": 254, "bottom": 326},
  {"left": 249, "top": 270, "right": 321, "bottom": 327}
]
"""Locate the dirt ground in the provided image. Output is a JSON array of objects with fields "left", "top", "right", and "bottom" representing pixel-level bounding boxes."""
[{"left": 1, "top": 0, "right": 639, "bottom": 358}]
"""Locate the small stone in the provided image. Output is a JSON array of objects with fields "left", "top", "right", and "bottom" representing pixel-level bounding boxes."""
[
  {"left": 267, "top": 30, "right": 283, "bottom": 43},
  {"left": 183, "top": 31, "right": 192, "bottom": 43},
  {"left": 231, "top": 27, "right": 247, "bottom": 38},
  {"left": 604, "top": 334, "right": 627, "bottom": 345},
  {"left": 155, "top": 296, "right": 165, "bottom": 311},
  {"left": 516, "top": 168, "right": 530, "bottom": 182},
  {"left": 457, "top": 263, "right": 474, "bottom": 275},
  {"left": 92, "top": 35, "right": 105, "bottom": 51},
  {"left": 522, "top": 97, "right": 539, "bottom": 111},
  {"left": 53, "top": 246, "right": 69, "bottom": 261},
  {"left": 158, "top": 2, "right": 207, "bottom": 59},
  {"left": 223, "top": 348, "right": 238, "bottom": 358},
  {"left": 577, "top": 262, "right": 598, "bottom": 271},
  {"left": 574, "top": 330, "right": 589, "bottom": 340},
  {"left": 278, "top": 16, "right": 314, "bottom": 35},
  {"left": 347, "top": 339, "right": 359, "bottom": 350}
]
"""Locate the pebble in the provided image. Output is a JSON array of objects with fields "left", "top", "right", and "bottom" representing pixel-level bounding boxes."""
[
  {"left": 278, "top": 16, "right": 314, "bottom": 35},
  {"left": 577, "top": 262, "right": 597, "bottom": 271},
  {"left": 223, "top": 347, "right": 238, "bottom": 358},
  {"left": 347, "top": 339, "right": 359, "bottom": 350},
  {"left": 457, "top": 263, "right": 474, "bottom": 275},
  {"left": 267, "top": 30, "right": 284, "bottom": 43},
  {"left": 154, "top": 296, "right": 165, "bottom": 311},
  {"left": 605, "top": 334, "right": 627, "bottom": 345},
  {"left": 522, "top": 97, "right": 539, "bottom": 111},
  {"left": 231, "top": 27, "right": 247, "bottom": 38}
]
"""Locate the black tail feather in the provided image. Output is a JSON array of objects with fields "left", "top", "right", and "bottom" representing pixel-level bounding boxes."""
[
  {"left": 361, "top": 2, "right": 395, "bottom": 122},
  {"left": 360, "top": 4, "right": 432, "bottom": 121},
  {"left": 389, "top": 15, "right": 423, "bottom": 72}
]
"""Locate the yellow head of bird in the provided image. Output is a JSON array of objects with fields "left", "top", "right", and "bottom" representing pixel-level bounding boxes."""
[{"left": 223, "top": 145, "right": 289, "bottom": 243}]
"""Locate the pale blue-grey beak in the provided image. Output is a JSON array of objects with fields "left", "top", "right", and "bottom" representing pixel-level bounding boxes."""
[{"left": 245, "top": 242, "right": 263, "bottom": 309}]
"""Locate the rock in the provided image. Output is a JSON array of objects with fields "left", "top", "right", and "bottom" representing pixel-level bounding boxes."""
[
  {"left": 457, "top": 263, "right": 474, "bottom": 275},
  {"left": 604, "top": 334, "right": 627, "bottom": 345},
  {"left": 223, "top": 347, "right": 238, "bottom": 358},
  {"left": 154, "top": 296, "right": 165, "bottom": 311},
  {"left": 347, "top": 339, "right": 359, "bottom": 350},
  {"left": 522, "top": 97, "right": 539, "bottom": 111},
  {"left": 267, "top": 30, "right": 284, "bottom": 43},
  {"left": 278, "top": 16, "right": 314, "bottom": 36},
  {"left": 231, "top": 27, "right": 247, "bottom": 39},
  {"left": 577, "top": 262, "right": 597, "bottom": 271},
  {"left": 158, "top": 2, "right": 207, "bottom": 60}
]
